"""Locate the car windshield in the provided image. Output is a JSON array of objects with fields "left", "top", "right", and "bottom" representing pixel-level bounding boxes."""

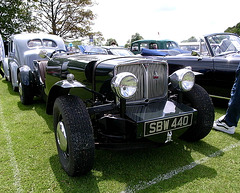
[
  {"left": 28, "top": 39, "right": 57, "bottom": 48},
  {"left": 207, "top": 34, "right": 240, "bottom": 56},
  {"left": 110, "top": 48, "right": 134, "bottom": 56},
  {"left": 166, "top": 41, "right": 179, "bottom": 49}
]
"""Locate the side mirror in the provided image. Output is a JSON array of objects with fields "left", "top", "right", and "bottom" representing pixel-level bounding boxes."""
[
  {"left": 39, "top": 50, "right": 49, "bottom": 59},
  {"left": 191, "top": 50, "right": 200, "bottom": 57}
]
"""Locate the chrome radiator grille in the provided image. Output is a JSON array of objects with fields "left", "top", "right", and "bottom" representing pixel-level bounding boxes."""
[{"left": 115, "top": 60, "right": 168, "bottom": 102}]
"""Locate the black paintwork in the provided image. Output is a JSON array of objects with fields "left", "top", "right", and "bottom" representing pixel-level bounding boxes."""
[
  {"left": 146, "top": 33, "right": 240, "bottom": 99},
  {"left": 36, "top": 53, "right": 197, "bottom": 147}
]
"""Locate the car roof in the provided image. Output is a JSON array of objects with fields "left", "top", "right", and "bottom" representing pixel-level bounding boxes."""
[
  {"left": 11, "top": 33, "right": 63, "bottom": 41},
  {"left": 132, "top": 39, "right": 176, "bottom": 44},
  {"left": 10, "top": 33, "right": 66, "bottom": 51}
]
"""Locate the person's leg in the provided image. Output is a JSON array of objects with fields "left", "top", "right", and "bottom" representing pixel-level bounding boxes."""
[
  {"left": 213, "top": 64, "right": 240, "bottom": 134},
  {"left": 225, "top": 65, "right": 240, "bottom": 127}
]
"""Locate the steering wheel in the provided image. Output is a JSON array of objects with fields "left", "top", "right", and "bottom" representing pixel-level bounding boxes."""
[{"left": 50, "top": 49, "right": 67, "bottom": 58}]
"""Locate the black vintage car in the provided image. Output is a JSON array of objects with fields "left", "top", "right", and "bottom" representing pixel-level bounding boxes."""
[
  {"left": 141, "top": 33, "right": 240, "bottom": 100},
  {"left": 22, "top": 52, "right": 214, "bottom": 176}
]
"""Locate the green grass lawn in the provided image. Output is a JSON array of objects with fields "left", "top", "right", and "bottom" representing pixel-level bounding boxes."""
[{"left": 1, "top": 78, "right": 240, "bottom": 193}]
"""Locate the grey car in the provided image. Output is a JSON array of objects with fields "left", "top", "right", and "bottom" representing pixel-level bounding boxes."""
[{"left": 3, "top": 33, "right": 66, "bottom": 91}]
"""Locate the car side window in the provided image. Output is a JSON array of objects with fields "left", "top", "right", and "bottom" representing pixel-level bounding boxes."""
[
  {"left": 199, "top": 39, "right": 210, "bottom": 56},
  {"left": 140, "top": 43, "right": 148, "bottom": 50},
  {"left": 149, "top": 43, "right": 158, "bottom": 49}
]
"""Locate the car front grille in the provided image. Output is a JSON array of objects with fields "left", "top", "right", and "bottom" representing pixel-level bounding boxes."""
[{"left": 115, "top": 59, "right": 168, "bottom": 102}]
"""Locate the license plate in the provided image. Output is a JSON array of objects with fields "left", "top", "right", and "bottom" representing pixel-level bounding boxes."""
[{"left": 144, "top": 114, "right": 193, "bottom": 137}]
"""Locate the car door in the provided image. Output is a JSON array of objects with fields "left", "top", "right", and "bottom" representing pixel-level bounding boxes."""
[{"left": 212, "top": 56, "right": 238, "bottom": 98}]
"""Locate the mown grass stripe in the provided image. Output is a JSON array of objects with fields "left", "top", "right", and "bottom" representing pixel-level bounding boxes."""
[
  {"left": 0, "top": 99, "right": 23, "bottom": 192},
  {"left": 122, "top": 141, "right": 240, "bottom": 193}
]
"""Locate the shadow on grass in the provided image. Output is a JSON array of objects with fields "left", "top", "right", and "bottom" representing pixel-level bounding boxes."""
[
  {"left": 3, "top": 79, "right": 19, "bottom": 96},
  {"left": 49, "top": 155, "right": 100, "bottom": 192},
  {"left": 49, "top": 139, "right": 219, "bottom": 192},
  {"left": 17, "top": 99, "right": 54, "bottom": 132}
]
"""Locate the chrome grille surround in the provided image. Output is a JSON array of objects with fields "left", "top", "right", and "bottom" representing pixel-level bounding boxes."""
[{"left": 114, "top": 59, "right": 168, "bottom": 103}]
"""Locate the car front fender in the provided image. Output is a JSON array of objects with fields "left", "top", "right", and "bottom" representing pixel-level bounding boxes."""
[
  {"left": 18, "top": 65, "right": 32, "bottom": 86},
  {"left": 3, "top": 58, "right": 10, "bottom": 80},
  {"left": 46, "top": 79, "right": 87, "bottom": 115},
  {"left": 9, "top": 61, "right": 18, "bottom": 88}
]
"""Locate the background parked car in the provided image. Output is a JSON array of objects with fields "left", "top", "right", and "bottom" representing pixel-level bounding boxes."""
[
  {"left": 3, "top": 33, "right": 66, "bottom": 92},
  {"left": 141, "top": 33, "right": 240, "bottom": 101},
  {"left": 78, "top": 45, "right": 134, "bottom": 56},
  {"left": 101, "top": 46, "right": 134, "bottom": 56},
  {"left": 131, "top": 39, "right": 181, "bottom": 55}
]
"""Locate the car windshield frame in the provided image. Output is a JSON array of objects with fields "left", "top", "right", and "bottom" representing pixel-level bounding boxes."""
[{"left": 205, "top": 34, "right": 240, "bottom": 56}]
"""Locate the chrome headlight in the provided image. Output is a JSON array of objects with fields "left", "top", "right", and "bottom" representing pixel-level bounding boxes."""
[
  {"left": 170, "top": 69, "right": 195, "bottom": 92},
  {"left": 111, "top": 72, "right": 138, "bottom": 99}
]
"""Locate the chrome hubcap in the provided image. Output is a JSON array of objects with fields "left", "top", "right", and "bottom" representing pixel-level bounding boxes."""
[
  {"left": 56, "top": 121, "right": 67, "bottom": 152},
  {"left": 19, "top": 82, "right": 22, "bottom": 96}
]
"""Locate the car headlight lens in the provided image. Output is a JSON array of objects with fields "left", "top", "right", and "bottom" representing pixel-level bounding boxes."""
[
  {"left": 170, "top": 69, "right": 195, "bottom": 92},
  {"left": 111, "top": 72, "right": 138, "bottom": 99}
]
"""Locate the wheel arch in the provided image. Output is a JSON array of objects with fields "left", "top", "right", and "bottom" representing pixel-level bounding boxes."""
[
  {"left": 18, "top": 65, "right": 32, "bottom": 86},
  {"left": 46, "top": 80, "right": 88, "bottom": 115}
]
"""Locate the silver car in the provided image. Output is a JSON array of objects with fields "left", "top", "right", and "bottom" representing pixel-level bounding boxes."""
[{"left": 3, "top": 33, "right": 66, "bottom": 91}]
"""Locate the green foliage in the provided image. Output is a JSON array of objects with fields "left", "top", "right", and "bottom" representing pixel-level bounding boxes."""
[
  {"left": 181, "top": 36, "right": 198, "bottom": 43},
  {"left": 105, "top": 38, "right": 118, "bottom": 46},
  {"left": 34, "top": 0, "right": 97, "bottom": 39},
  {"left": 125, "top": 32, "right": 144, "bottom": 48},
  {"left": 225, "top": 22, "right": 240, "bottom": 36},
  {"left": 0, "top": 0, "right": 36, "bottom": 40}
]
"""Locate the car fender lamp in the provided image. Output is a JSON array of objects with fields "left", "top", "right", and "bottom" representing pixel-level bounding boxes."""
[{"left": 170, "top": 69, "right": 195, "bottom": 92}]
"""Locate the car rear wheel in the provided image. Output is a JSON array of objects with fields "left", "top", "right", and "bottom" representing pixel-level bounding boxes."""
[
  {"left": 53, "top": 95, "right": 95, "bottom": 176},
  {"left": 180, "top": 84, "right": 214, "bottom": 142}
]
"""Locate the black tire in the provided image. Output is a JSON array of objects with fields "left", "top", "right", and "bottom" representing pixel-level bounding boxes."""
[
  {"left": 53, "top": 95, "right": 95, "bottom": 176},
  {"left": 18, "top": 74, "right": 33, "bottom": 105},
  {"left": 180, "top": 84, "right": 214, "bottom": 142}
]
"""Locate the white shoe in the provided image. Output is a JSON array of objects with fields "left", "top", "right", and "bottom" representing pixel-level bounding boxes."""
[{"left": 213, "top": 115, "right": 235, "bottom": 134}]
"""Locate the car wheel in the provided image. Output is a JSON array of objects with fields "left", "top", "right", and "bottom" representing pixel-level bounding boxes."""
[
  {"left": 53, "top": 95, "right": 95, "bottom": 176},
  {"left": 180, "top": 84, "right": 214, "bottom": 142},
  {"left": 18, "top": 74, "right": 33, "bottom": 105}
]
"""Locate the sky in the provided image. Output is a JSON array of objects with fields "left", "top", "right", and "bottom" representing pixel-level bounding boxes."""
[{"left": 91, "top": 0, "right": 240, "bottom": 46}]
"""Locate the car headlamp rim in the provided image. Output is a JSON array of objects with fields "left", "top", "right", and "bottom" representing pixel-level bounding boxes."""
[
  {"left": 170, "top": 69, "right": 195, "bottom": 92},
  {"left": 111, "top": 72, "right": 138, "bottom": 99}
]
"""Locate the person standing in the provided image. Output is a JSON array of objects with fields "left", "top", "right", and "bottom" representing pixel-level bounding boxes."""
[{"left": 213, "top": 63, "right": 240, "bottom": 134}]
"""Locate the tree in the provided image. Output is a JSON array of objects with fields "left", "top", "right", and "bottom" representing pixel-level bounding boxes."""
[
  {"left": 0, "top": 0, "right": 35, "bottom": 40},
  {"left": 105, "top": 38, "right": 118, "bottom": 46},
  {"left": 34, "top": 0, "right": 97, "bottom": 38},
  {"left": 181, "top": 36, "right": 198, "bottom": 43},
  {"left": 125, "top": 33, "right": 143, "bottom": 48},
  {"left": 225, "top": 22, "right": 240, "bottom": 36}
]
